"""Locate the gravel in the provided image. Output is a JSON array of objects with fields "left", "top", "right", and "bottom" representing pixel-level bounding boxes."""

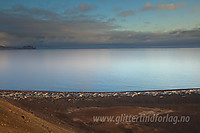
[{"left": 0, "top": 89, "right": 199, "bottom": 99}]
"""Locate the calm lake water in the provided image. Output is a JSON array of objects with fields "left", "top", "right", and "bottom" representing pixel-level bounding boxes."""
[{"left": 0, "top": 48, "right": 200, "bottom": 92}]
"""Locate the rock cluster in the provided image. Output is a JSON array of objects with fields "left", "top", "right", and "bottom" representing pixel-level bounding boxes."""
[{"left": 0, "top": 89, "right": 199, "bottom": 99}]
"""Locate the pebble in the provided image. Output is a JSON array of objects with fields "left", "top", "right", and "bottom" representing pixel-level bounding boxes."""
[{"left": 0, "top": 89, "right": 199, "bottom": 99}]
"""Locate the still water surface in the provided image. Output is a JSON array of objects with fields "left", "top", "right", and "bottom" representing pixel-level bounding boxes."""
[{"left": 0, "top": 48, "right": 200, "bottom": 92}]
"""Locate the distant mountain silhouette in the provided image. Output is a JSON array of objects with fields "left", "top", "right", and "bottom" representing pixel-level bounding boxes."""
[
  {"left": 22, "top": 46, "right": 36, "bottom": 49},
  {"left": 0, "top": 45, "right": 36, "bottom": 49}
]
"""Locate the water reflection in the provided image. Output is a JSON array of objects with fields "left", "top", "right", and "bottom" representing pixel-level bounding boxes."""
[{"left": 0, "top": 48, "right": 200, "bottom": 92}]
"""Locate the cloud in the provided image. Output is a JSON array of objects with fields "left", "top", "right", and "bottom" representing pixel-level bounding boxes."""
[
  {"left": 0, "top": 4, "right": 199, "bottom": 48},
  {"left": 112, "top": 7, "right": 123, "bottom": 11},
  {"left": 78, "top": 3, "right": 97, "bottom": 12},
  {"left": 0, "top": 32, "right": 7, "bottom": 39},
  {"left": 142, "top": 2, "right": 184, "bottom": 11},
  {"left": 0, "top": 5, "right": 118, "bottom": 47},
  {"left": 11, "top": 5, "right": 58, "bottom": 20},
  {"left": 169, "top": 28, "right": 200, "bottom": 38},
  {"left": 117, "top": 10, "right": 134, "bottom": 17},
  {"left": 192, "top": 7, "right": 200, "bottom": 13},
  {"left": 144, "top": 21, "right": 150, "bottom": 24},
  {"left": 102, "top": 28, "right": 200, "bottom": 48},
  {"left": 107, "top": 18, "right": 116, "bottom": 23}
]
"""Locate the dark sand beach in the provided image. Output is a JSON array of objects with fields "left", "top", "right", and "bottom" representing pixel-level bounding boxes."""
[{"left": 0, "top": 89, "right": 200, "bottom": 133}]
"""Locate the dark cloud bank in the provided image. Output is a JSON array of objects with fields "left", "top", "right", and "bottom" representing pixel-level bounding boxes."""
[{"left": 0, "top": 5, "right": 200, "bottom": 49}]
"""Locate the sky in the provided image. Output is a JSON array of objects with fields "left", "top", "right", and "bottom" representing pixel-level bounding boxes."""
[{"left": 0, "top": 0, "right": 200, "bottom": 48}]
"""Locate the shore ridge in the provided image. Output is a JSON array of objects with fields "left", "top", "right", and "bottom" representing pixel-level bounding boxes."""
[{"left": 1, "top": 88, "right": 199, "bottom": 99}]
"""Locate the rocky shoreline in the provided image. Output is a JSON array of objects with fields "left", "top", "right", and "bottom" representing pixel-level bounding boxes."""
[
  {"left": 0, "top": 88, "right": 199, "bottom": 99},
  {"left": 1, "top": 88, "right": 200, "bottom": 133}
]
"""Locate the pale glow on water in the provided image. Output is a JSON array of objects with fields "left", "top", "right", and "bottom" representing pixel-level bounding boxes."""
[{"left": 0, "top": 48, "right": 200, "bottom": 92}]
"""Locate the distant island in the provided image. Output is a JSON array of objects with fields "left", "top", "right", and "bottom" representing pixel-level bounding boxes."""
[
  {"left": 22, "top": 46, "right": 36, "bottom": 49},
  {"left": 0, "top": 45, "right": 36, "bottom": 50}
]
